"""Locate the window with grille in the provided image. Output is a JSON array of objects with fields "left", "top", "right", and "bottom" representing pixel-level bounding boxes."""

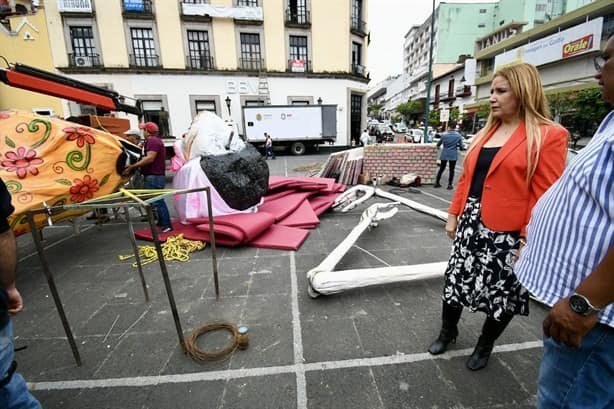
[
  {"left": 187, "top": 30, "right": 212, "bottom": 69},
  {"left": 240, "top": 33, "right": 262, "bottom": 70},
  {"left": 288, "top": 0, "right": 308, "bottom": 24},
  {"left": 131, "top": 27, "right": 157, "bottom": 67},
  {"left": 352, "top": 42, "right": 362, "bottom": 67},
  {"left": 289, "top": 35, "right": 308, "bottom": 62},
  {"left": 70, "top": 26, "right": 96, "bottom": 57},
  {"left": 237, "top": 0, "right": 258, "bottom": 6},
  {"left": 351, "top": 0, "right": 362, "bottom": 27},
  {"left": 195, "top": 100, "right": 216, "bottom": 114}
]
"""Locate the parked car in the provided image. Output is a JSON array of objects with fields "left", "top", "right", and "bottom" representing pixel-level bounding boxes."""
[
  {"left": 393, "top": 122, "right": 408, "bottom": 134},
  {"left": 375, "top": 123, "right": 395, "bottom": 143},
  {"left": 406, "top": 129, "right": 424, "bottom": 143}
]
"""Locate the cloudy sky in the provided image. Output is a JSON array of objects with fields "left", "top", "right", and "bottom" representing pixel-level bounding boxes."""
[{"left": 367, "top": 0, "right": 499, "bottom": 84}]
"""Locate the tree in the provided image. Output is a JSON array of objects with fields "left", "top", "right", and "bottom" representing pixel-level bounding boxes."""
[
  {"left": 547, "top": 88, "right": 609, "bottom": 142},
  {"left": 395, "top": 100, "right": 422, "bottom": 123},
  {"left": 368, "top": 103, "right": 383, "bottom": 118}
]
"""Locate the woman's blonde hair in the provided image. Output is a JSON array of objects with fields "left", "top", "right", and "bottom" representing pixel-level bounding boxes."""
[{"left": 468, "top": 63, "right": 555, "bottom": 182}]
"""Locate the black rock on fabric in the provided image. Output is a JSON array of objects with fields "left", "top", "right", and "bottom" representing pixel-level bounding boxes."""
[{"left": 200, "top": 144, "right": 269, "bottom": 210}]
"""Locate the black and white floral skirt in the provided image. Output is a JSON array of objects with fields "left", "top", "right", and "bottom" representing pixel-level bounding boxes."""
[{"left": 442, "top": 197, "right": 529, "bottom": 320}]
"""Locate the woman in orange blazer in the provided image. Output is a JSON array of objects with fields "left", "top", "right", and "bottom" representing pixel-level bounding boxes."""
[{"left": 427, "top": 63, "right": 568, "bottom": 370}]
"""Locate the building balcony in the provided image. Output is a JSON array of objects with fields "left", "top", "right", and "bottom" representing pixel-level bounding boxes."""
[
  {"left": 122, "top": 0, "right": 154, "bottom": 18},
  {"left": 455, "top": 85, "right": 471, "bottom": 97},
  {"left": 57, "top": 0, "right": 95, "bottom": 16},
  {"left": 68, "top": 53, "right": 102, "bottom": 69},
  {"left": 129, "top": 53, "right": 161, "bottom": 68},
  {"left": 285, "top": 8, "right": 310, "bottom": 27},
  {"left": 240, "top": 57, "right": 264, "bottom": 71},
  {"left": 233, "top": 0, "right": 263, "bottom": 24},
  {"left": 352, "top": 64, "right": 369, "bottom": 78},
  {"left": 350, "top": 18, "right": 368, "bottom": 37},
  {"left": 179, "top": 0, "right": 212, "bottom": 21},
  {"left": 287, "top": 59, "right": 311, "bottom": 73},
  {"left": 441, "top": 92, "right": 455, "bottom": 102},
  {"left": 186, "top": 54, "right": 215, "bottom": 70}
]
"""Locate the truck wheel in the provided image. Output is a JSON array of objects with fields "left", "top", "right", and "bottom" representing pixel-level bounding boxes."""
[{"left": 290, "top": 142, "right": 306, "bottom": 155}]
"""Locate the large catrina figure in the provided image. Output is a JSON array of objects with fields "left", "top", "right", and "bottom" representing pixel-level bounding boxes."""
[
  {"left": 0, "top": 110, "right": 136, "bottom": 236},
  {"left": 172, "top": 111, "right": 269, "bottom": 221}
]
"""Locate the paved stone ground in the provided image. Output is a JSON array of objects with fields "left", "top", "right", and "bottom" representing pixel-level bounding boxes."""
[{"left": 12, "top": 151, "right": 548, "bottom": 408}]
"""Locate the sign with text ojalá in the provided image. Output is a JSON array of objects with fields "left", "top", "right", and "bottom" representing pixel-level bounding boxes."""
[
  {"left": 291, "top": 59, "right": 306, "bottom": 73},
  {"left": 494, "top": 17, "right": 603, "bottom": 71},
  {"left": 440, "top": 109, "right": 450, "bottom": 123},
  {"left": 57, "top": 0, "right": 92, "bottom": 13}
]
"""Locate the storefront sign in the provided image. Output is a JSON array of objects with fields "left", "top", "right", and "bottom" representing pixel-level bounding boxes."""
[{"left": 494, "top": 17, "right": 603, "bottom": 71}]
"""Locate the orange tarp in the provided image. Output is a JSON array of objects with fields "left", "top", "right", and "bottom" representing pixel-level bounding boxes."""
[{"left": 0, "top": 110, "right": 126, "bottom": 235}]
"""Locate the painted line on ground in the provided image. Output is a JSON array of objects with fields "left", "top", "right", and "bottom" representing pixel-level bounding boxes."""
[
  {"left": 29, "top": 341, "right": 543, "bottom": 391},
  {"left": 289, "top": 251, "right": 307, "bottom": 409}
]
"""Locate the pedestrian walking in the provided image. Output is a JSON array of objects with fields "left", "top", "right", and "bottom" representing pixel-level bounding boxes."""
[
  {"left": 124, "top": 122, "right": 173, "bottom": 233},
  {"left": 434, "top": 122, "right": 464, "bottom": 189},
  {"left": 514, "top": 35, "right": 614, "bottom": 408},
  {"left": 0, "top": 177, "right": 42, "bottom": 409},
  {"left": 427, "top": 63, "right": 569, "bottom": 371},
  {"left": 264, "top": 132, "right": 275, "bottom": 160},
  {"left": 360, "top": 129, "right": 370, "bottom": 146}
]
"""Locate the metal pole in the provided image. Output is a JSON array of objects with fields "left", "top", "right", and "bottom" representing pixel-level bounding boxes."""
[
  {"left": 205, "top": 187, "right": 220, "bottom": 301},
  {"left": 124, "top": 205, "right": 150, "bottom": 302},
  {"left": 423, "top": 0, "right": 436, "bottom": 141},
  {"left": 26, "top": 211, "right": 82, "bottom": 366}
]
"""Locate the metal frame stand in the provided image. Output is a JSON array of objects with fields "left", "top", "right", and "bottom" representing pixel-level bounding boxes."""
[{"left": 25, "top": 187, "right": 219, "bottom": 365}]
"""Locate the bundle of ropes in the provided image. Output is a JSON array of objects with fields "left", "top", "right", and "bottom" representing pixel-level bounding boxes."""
[
  {"left": 119, "top": 233, "right": 205, "bottom": 267},
  {"left": 185, "top": 321, "right": 240, "bottom": 362}
]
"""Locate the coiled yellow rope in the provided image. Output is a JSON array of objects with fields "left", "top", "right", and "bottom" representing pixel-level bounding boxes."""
[{"left": 119, "top": 234, "right": 205, "bottom": 267}]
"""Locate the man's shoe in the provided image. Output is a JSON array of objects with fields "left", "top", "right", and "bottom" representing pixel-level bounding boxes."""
[
  {"left": 447, "top": 184, "right": 453, "bottom": 190},
  {"left": 161, "top": 227, "right": 173, "bottom": 233},
  {"left": 433, "top": 183, "right": 442, "bottom": 188}
]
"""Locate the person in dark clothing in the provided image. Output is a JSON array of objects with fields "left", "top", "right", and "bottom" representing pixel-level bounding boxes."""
[
  {"left": 124, "top": 122, "right": 172, "bottom": 232},
  {"left": 0, "top": 178, "right": 42, "bottom": 408},
  {"left": 434, "top": 122, "right": 464, "bottom": 189}
]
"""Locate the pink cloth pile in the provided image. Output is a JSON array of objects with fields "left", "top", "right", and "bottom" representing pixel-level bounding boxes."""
[{"left": 134, "top": 176, "right": 345, "bottom": 250}]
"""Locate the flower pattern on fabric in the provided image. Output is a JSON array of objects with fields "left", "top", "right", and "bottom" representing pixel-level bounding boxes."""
[
  {"left": 69, "top": 175, "right": 99, "bottom": 202},
  {"left": 64, "top": 127, "right": 96, "bottom": 148},
  {"left": 1, "top": 147, "right": 44, "bottom": 179},
  {"left": 442, "top": 197, "right": 528, "bottom": 319},
  {"left": 0, "top": 112, "right": 10, "bottom": 120}
]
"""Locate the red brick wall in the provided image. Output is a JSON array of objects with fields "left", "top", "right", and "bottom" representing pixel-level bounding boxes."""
[{"left": 362, "top": 144, "right": 439, "bottom": 185}]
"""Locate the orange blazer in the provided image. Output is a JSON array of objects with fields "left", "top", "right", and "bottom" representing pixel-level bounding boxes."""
[{"left": 449, "top": 122, "right": 568, "bottom": 236}]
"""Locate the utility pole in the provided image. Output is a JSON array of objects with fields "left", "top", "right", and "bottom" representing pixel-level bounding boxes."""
[{"left": 423, "top": 0, "right": 436, "bottom": 142}]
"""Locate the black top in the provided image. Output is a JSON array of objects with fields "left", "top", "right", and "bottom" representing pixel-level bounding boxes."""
[
  {"left": 469, "top": 147, "right": 501, "bottom": 199},
  {"left": 0, "top": 178, "right": 15, "bottom": 330}
]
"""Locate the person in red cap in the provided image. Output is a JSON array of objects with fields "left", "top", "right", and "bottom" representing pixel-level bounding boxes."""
[{"left": 124, "top": 122, "right": 172, "bottom": 232}]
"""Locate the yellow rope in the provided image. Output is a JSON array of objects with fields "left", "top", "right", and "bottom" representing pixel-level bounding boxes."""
[{"left": 119, "top": 234, "right": 205, "bottom": 267}]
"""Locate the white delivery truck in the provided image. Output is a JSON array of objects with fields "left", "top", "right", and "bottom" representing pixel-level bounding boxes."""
[{"left": 242, "top": 105, "right": 337, "bottom": 155}]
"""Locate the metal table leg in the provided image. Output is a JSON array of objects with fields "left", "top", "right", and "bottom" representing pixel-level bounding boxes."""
[
  {"left": 26, "top": 212, "right": 82, "bottom": 366},
  {"left": 124, "top": 206, "right": 150, "bottom": 302}
]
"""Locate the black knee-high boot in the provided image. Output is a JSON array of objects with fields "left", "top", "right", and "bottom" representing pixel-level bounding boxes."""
[
  {"left": 466, "top": 313, "right": 514, "bottom": 371},
  {"left": 428, "top": 302, "right": 463, "bottom": 355}
]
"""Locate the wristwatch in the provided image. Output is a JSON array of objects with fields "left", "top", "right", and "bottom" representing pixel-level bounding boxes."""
[{"left": 569, "top": 293, "right": 601, "bottom": 316}]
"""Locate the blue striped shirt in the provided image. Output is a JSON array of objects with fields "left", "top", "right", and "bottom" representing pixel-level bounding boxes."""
[{"left": 515, "top": 111, "right": 614, "bottom": 328}]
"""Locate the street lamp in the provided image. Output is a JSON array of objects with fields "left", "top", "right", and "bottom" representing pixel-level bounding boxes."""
[
  {"left": 225, "top": 96, "right": 232, "bottom": 116},
  {"left": 423, "top": 0, "right": 436, "bottom": 140}
]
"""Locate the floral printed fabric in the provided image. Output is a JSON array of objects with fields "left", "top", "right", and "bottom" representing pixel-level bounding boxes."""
[
  {"left": 0, "top": 110, "right": 126, "bottom": 236},
  {"left": 442, "top": 197, "right": 529, "bottom": 319}
]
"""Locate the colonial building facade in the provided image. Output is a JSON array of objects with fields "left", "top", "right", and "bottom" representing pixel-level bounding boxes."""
[{"left": 10, "top": 0, "right": 370, "bottom": 146}]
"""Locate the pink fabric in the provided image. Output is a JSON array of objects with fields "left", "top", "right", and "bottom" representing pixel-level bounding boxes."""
[{"left": 134, "top": 176, "right": 344, "bottom": 250}]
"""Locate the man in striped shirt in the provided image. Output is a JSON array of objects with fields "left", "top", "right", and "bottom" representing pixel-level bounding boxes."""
[{"left": 515, "top": 35, "right": 613, "bottom": 408}]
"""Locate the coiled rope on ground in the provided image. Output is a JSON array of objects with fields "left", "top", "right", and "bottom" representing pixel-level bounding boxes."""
[
  {"left": 185, "top": 321, "right": 240, "bottom": 362},
  {"left": 119, "top": 234, "right": 205, "bottom": 267}
]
